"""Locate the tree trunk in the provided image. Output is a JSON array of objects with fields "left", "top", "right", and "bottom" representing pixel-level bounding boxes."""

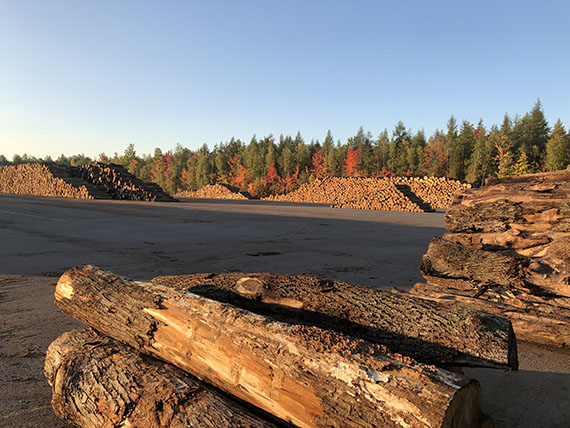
[
  {"left": 410, "top": 282, "right": 570, "bottom": 348},
  {"left": 54, "top": 265, "right": 483, "bottom": 428},
  {"left": 45, "top": 329, "right": 280, "bottom": 428},
  {"left": 152, "top": 271, "right": 517, "bottom": 369}
]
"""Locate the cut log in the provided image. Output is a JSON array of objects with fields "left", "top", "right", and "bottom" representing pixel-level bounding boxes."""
[
  {"left": 54, "top": 265, "right": 483, "bottom": 428},
  {"left": 410, "top": 282, "right": 570, "bottom": 348},
  {"left": 45, "top": 329, "right": 278, "bottom": 428},
  {"left": 152, "top": 272, "right": 517, "bottom": 369},
  {"left": 421, "top": 237, "right": 530, "bottom": 290}
]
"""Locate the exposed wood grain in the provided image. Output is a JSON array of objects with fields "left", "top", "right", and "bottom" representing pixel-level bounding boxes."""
[
  {"left": 45, "top": 329, "right": 278, "bottom": 428},
  {"left": 152, "top": 271, "right": 517, "bottom": 369},
  {"left": 54, "top": 266, "right": 484, "bottom": 428}
]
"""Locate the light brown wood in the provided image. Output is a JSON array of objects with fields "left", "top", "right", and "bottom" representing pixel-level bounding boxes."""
[
  {"left": 54, "top": 265, "right": 483, "bottom": 428},
  {"left": 264, "top": 176, "right": 468, "bottom": 211},
  {"left": 45, "top": 329, "right": 278, "bottom": 428},
  {"left": 152, "top": 272, "right": 517, "bottom": 369}
]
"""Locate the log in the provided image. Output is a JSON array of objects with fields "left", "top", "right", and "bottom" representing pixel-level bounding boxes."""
[
  {"left": 410, "top": 282, "right": 570, "bottom": 348},
  {"left": 54, "top": 266, "right": 483, "bottom": 428},
  {"left": 421, "top": 237, "right": 530, "bottom": 290},
  {"left": 152, "top": 272, "right": 517, "bottom": 369},
  {"left": 45, "top": 329, "right": 279, "bottom": 428}
]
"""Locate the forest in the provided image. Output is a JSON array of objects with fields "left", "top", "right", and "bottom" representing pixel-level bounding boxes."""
[{"left": 2, "top": 100, "right": 569, "bottom": 198}]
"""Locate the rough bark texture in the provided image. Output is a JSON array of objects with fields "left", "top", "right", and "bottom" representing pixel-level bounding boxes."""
[
  {"left": 54, "top": 266, "right": 483, "bottom": 428},
  {"left": 416, "top": 170, "right": 570, "bottom": 347},
  {"left": 410, "top": 283, "right": 570, "bottom": 348},
  {"left": 152, "top": 272, "right": 517, "bottom": 369},
  {"left": 45, "top": 329, "right": 278, "bottom": 428}
]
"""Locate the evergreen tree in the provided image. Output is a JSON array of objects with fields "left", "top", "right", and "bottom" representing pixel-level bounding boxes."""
[
  {"left": 374, "top": 130, "right": 390, "bottom": 174},
  {"left": 545, "top": 119, "right": 570, "bottom": 171},
  {"left": 449, "top": 121, "right": 475, "bottom": 180},
  {"left": 466, "top": 126, "right": 495, "bottom": 184}
]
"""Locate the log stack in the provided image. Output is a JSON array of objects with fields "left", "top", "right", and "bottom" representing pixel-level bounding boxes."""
[
  {"left": 175, "top": 183, "right": 248, "bottom": 200},
  {"left": 45, "top": 265, "right": 511, "bottom": 427},
  {"left": 393, "top": 176, "right": 470, "bottom": 209},
  {"left": 412, "top": 170, "right": 570, "bottom": 347},
  {"left": 71, "top": 162, "right": 177, "bottom": 202},
  {"left": 264, "top": 176, "right": 468, "bottom": 212},
  {"left": 0, "top": 164, "right": 93, "bottom": 199},
  {"left": 265, "top": 177, "right": 426, "bottom": 212},
  {"left": 0, "top": 162, "right": 176, "bottom": 202}
]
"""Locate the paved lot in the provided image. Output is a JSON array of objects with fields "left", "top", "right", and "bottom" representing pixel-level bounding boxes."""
[
  {"left": 0, "top": 194, "right": 446, "bottom": 287},
  {"left": 1, "top": 194, "right": 569, "bottom": 428}
]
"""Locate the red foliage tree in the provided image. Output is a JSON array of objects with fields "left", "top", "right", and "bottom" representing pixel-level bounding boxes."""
[
  {"left": 227, "top": 153, "right": 241, "bottom": 187},
  {"left": 283, "top": 165, "right": 300, "bottom": 193},
  {"left": 235, "top": 164, "right": 252, "bottom": 191},
  {"left": 311, "top": 151, "right": 327, "bottom": 179},
  {"left": 424, "top": 139, "right": 448, "bottom": 176},
  {"left": 344, "top": 148, "right": 360, "bottom": 177}
]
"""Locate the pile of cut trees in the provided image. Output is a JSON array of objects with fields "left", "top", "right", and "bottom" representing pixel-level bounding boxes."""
[
  {"left": 71, "top": 162, "right": 177, "bottom": 202},
  {"left": 265, "top": 177, "right": 427, "bottom": 212},
  {"left": 392, "top": 176, "right": 470, "bottom": 209},
  {"left": 412, "top": 170, "right": 570, "bottom": 347},
  {"left": 46, "top": 265, "right": 512, "bottom": 427},
  {"left": 0, "top": 162, "right": 176, "bottom": 202},
  {"left": 175, "top": 183, "right": 248, "bottom": 200},
  {"left": 0, "top": 164, "right": 93, "bottom": 199}
]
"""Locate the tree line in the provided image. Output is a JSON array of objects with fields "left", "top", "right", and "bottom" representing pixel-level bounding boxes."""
[{"left": 2, "top": 100, "right": 569, "bottom": 197}]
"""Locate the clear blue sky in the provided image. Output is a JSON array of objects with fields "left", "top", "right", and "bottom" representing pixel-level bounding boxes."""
[{"left": 1, "top": 0, "right": 569, "bottom": 159}]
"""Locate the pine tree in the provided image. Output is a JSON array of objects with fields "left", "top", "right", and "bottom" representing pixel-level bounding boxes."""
[
  {"left": 545, "top": 119, "right": 570, "bottom": 171},
  {"left": 466, "top": 126, "right": 495, "bottom": 185}
]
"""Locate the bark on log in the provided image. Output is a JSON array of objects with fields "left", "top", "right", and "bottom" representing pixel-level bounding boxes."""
[
  {"left": 45, "top": 329, "right": 279, "bottom": 428},
  {"left": 409, "top": 283, "right": 570, "bottom": 348},
  {"left": 421, "top": 237, "right": 530, "bottom": 290},
  {"left": 152, "top": 272, "right": 517, "bottom": 369},
  {"left": 54, "top": 266, "right": 483, "bottom": 428}
]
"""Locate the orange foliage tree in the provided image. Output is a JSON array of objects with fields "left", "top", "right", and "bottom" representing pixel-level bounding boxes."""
[
  {"left": 344, "top": 147, "right": 360, "bottom": 177},
  {"left": 311, "top": 150, "right": 327, "bottom": 179}
]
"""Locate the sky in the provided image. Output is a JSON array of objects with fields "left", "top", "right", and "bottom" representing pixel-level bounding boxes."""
[{"left": 1, "top": 0, "right": 569, "bottom": 160}]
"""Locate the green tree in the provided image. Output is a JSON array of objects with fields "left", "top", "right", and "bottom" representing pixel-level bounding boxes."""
[
  {"left": 545, "top": 119, "right": 570, "bottom": 171},
  {"left": 448, "top": 121, "right": 475, "bottom": 180},
  {"left": 466, "top": 126, "right": 495, "bottom": 184}
]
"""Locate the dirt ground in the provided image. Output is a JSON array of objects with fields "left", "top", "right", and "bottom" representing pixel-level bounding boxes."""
[{"left": 1, "top": 194, "right": 569, "bottom": 427}]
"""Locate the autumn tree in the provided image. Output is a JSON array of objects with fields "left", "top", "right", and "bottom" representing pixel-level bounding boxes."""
[
  {"left": 344, "top": 147, "right": 360, "bottom": 177},
  {"left": 493, "top": 132, "right": 515, "bottom": 178},
  {"left": 311, "top": 150, "right": 327, "bottom": 179}
]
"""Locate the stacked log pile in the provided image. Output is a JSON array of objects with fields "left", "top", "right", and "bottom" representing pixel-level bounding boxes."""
[
  {"left": 45, "top": 265, "right": 511, "bottom": 427},
  {"left": 175, "top": 183, "right": 248, "bottom": 199},
  {"left": 71, "top": 162, "right": 177, "bottom": 202},
  {"left": 265, "top": 177, "right": 426, "bottom": 212},
  {"left": 412, "top": 170, "right": 570, "bottom": 347},
  {"left": 0, "top": 164, "right": 93, "bottom": 199},
  {"left": 0, "top": 162, "right": 176, "bottom": 201},
  {"left": 393, "top": 176, "right": 470, "bottom": 209}
]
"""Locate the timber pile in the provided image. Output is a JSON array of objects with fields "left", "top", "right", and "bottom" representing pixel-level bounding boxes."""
[
  {"left": 265, "top": 177, "right": 426, "bottom": 212},
  {"left": 0, "top": 164, "right": 92, "bottom": 199},
  {"left": 71, "top": 162, "right": 177, "bottom": 202},
  {"left": 393, "top": 176, "right": 470, "bottom": 209},
  {"left": 175, "top": 183, "right": 248, "bottom": 199},
  {"left": 0, "top": 162, "right": 176, "bottom": 201},
  {"left": 412, "top": 170, "right": 570, "bottom": 347},
  {"left": 45, "top": 265, "right": 510, "bottom": 427}
]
